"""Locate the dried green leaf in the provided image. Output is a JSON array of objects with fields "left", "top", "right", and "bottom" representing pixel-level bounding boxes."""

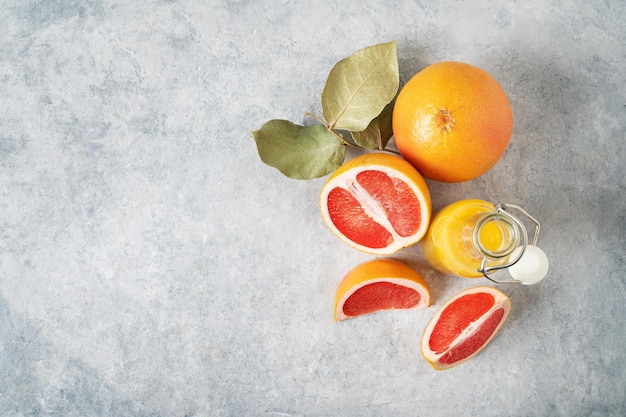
[
  {"left": 252, "top": 119, "right": 346, "bottom": 180},
  {"left": 351, "top": 101, "right": 394, "bottom": 150},
  {"left": 321, "top": 40, "right": 399, "bottom": 132}
]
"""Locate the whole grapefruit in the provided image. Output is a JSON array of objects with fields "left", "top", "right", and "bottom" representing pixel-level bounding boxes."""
[{"left": 392, "top": 61, "right": 514, "bottom": 182}]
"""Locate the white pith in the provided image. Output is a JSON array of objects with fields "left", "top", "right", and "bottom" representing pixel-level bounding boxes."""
[
  {"left": 346, "top": 178, "right": 404, "bottom": 242},
  {"left": 336, "top": 278, "right": 430, "bottom": 321},
  {"left": 421, "top": 287, "right": 511, "bottom": 370},
  {"left": 320, "top": 165, "right": 429, "bottom": 255}
]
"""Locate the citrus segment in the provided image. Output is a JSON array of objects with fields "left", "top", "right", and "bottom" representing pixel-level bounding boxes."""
[
  {"left": 355, "top": 170, "right": 422, "bottom": 237},
  {"left": 327, "top": 186, "right": 394, "bottom": 249},
  {"left": 428, "top": 292, "right": 495, "bottom": 353},
  {"left": 335, "top": 258, "right": 430, "bottom": 321},
  {"left": 320, "top": 153, "right": 431, "bottom": 255},
  {"left": 421, "top": 287, "right": 511, "bottom": 370},
  {"left": 438, "top": 307, "right": 505, "bottom": 365},
  {"left": 343, "top": 281, "right": 423, "bottom": 316},
  {"left": 393, "top": 61, "right": 513, "bottom": 182}
]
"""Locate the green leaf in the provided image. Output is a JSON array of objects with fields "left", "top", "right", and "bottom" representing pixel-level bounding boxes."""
[
  {"left": 252, "top": 119, "right": 346, "bottom": 180},
  {"left": 351, "top": 101, "right": 394, "bottom": 150},
  {"left": 321, "top": 40, "right": 399, "bottom": 132}
]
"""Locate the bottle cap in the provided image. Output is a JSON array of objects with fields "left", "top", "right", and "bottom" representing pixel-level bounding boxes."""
[{"left": 508, "top": 245, "right": 549, "bottom": 285}]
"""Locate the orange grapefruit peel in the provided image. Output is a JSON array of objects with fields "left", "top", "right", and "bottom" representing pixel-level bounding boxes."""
[
  {"left": 334, "top": 258, "right": 430, "bottom": 321},
  {"left": 393, "top": 61, "right": 513, "bottom": 182}
]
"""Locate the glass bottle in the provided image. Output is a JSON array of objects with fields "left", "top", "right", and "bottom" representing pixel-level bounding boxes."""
[{"left": 421, "top": 199, "right": 548, "bottom": 284}]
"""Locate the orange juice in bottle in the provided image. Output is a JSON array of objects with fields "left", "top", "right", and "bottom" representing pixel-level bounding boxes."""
[{"left": 422, "top": 199, "right": 549, "bottom": 284}]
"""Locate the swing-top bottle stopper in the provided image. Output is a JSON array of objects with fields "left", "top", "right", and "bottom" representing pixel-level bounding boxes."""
[{"left": 478, "top": 203, "right": 549, "bottom": 285}]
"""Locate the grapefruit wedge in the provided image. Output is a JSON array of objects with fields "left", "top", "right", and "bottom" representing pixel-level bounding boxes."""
[
  {"left": 320, "top": 153, "right": 431, "bottom": 255},
  {"left": 421, "top": 287, "right": 511, "bottom": 370},
  {"left": 335, "top": 258, "right": 430, "bottom": 321}
]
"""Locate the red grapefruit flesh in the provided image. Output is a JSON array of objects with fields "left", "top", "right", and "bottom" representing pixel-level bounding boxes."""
[
  {"left": 342, "top": 281, "right": 424, "bottom": 317},
  {"left": 421, "top": 287, "right": 511, "bottom": 370},
  {"left": 327, "top": 186, "right": 393, "bottom": 249}
]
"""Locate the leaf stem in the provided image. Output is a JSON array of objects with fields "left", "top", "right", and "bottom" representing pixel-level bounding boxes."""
[
  {"left": 305, "top": 112, "right": 357, "bottom": 148},
  {"left": 304, "top": 111, "right": 402, "bottom": 156},
  {"left": 305, "top": 112, "right": 328, "bottom": 127}
]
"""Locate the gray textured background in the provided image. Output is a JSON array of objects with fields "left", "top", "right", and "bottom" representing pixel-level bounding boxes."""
[{"left": 1, "top": 0, "right": 625, "bottom": 416}]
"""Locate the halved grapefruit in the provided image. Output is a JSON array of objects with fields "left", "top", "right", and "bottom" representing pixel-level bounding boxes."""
[
  {"left": 320, "top": 153, "right": 431, "bottom": 255},
  {"left": 335, "top": 258, "right": 430, "bottom": 321},
  {"left": 421, "top": 286, "right": 511, "bottom": 370}
]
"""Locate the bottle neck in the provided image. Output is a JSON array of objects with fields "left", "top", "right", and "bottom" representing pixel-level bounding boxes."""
[{"left": 463, "top": 212, "right": 521, "bottom": 260}]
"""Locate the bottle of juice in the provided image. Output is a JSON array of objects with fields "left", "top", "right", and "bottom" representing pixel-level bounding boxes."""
[{"left": 421, "top": 199, "right": 548, "bottom": 284}]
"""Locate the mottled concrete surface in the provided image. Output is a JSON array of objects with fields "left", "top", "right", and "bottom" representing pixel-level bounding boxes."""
[{"left": 1, "top": 1, "right": 624, "bottom": 416}]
